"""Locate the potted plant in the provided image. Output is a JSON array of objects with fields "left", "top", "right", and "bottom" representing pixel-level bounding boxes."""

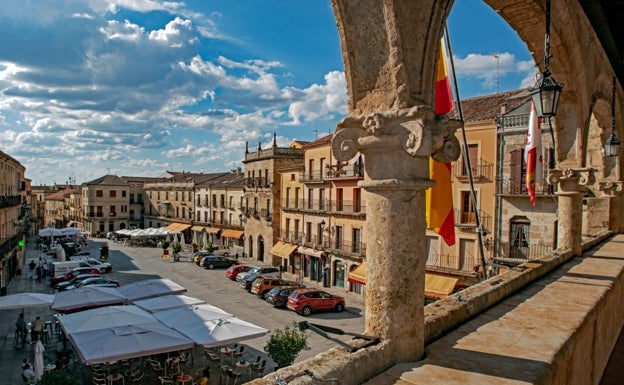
[
  {"left": 172, "top": 241, "right": 182, "bottom": 261},
  {"left": 161, "top": 240, "right": 171, "bottom": 256},
  {"left": 264, "top": 322, "right": 308, "bottom": 369},
  {"left": 191, "top": 242, "right": 199, "bottom": 253}
]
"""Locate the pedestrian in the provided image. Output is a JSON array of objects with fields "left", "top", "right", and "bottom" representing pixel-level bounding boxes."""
[
  {"left": 28, "top": 260, "right": 36, "bottom": 279},
  {"left": 15, "top": 313, "right": 27, "bottom": 346},
  {"left": 31, "top": 316, "right": 44, "bottom": 343},
  {"left": 35, "top": 264, "right": 42, "bottom": 283},
  {"left": 41, "top": 262, "right": 48, "bottom": 280}
]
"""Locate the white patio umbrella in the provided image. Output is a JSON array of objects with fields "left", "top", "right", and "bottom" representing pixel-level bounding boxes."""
[
  {"left": 117, "top": 278, "right": 186, "bottom": 302},
  {"left": 52, "top": 286, "right": 127, "bottom": 313},
  {"left": 153, "top": 304, "right": 232, "bottom": 327},
  {"left": 68, "top": 322, "right": 195, "bottom": 365},
  {"left": 168, "top": 315, "right": 269, "bottom": 347},
  {"left": 0, "top": 293, "right": 54, "bottom": 310},
  {"left": 58, "top": 305, "right": 157, "bottom": 334},
  {"left": 133, "top": 294, "right": 206, "bottom": 313},
  {"left": 34, "top": 340, "right": 45, "bottom": 380}
]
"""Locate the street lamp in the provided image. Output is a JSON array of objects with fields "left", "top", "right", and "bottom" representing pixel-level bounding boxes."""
[
  {"left": 605, "top": 76, "right": 621, "bottom": 157},
  {"left": 529, "top": 0, "right": 563, "bottom": 118}
]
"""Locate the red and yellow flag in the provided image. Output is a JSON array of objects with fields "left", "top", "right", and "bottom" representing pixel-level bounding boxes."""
[
  {"left": 525, "top": 102, "right": 542, "bottom": 206},
  {"left": 426, "top": 39, "right": 455, "bottom": 246}
]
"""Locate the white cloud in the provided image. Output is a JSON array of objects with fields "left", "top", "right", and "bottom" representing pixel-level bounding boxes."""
[{"left": 453, "top": 52, "right": 535, "bottom": 90}]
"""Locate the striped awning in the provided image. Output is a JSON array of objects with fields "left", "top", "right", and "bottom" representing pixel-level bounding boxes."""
[
  {"left": 347, "top": 261, "right": 367, "bottom": 285},
  {"left": 221, "top": 229, "right": 244, "bottom": 239}
]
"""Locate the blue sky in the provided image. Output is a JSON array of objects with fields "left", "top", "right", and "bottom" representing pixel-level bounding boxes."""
[{"left": 0, "top": 0, "right": 536, "bottom": 186}]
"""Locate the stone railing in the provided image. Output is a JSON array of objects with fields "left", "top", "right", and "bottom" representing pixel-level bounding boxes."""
[{"left": 246, "top": 231, "right": 614, "bottom": 385}]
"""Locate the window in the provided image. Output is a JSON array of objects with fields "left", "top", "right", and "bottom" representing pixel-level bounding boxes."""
[
  {"left": 461, "top": 144, "right": 479, "bottom": 177},
  {"left": 509, "top": 149, "right": 526, "bottom": 194},
  {"left": 308, "top": 189, "right": 314, "bottom": 209},
  {"left": 285, "top": 188, "right": 291, "bottom": 208},
  {"left": 335, "top": 226, "right": 343, "bottom": 249},
  {"left": 305, "top": 222, "right": 312, "bottom": 243},
  {"left": 130, "top": 193, "right": 135, "bottom": 204},
  {"left": 294, "top": 219, "right": 300, "bottom": 241},
  {"left": 319, "top": 189, "right": 326, "bottom": 210},
  {"left": 122, "top": 190, "right": 127, "bottom": 197},
  {"left": 353, "top": 188, "right": 362, "bottom": 212},
  {"left": 285, "top": 218, "right": 291, "bottom": 240},
  {"left": 510, "top": 217, "right": 530, "bottom": 259},
  {"left": 308, "top": 159, "right": 314, "bottom": 179},
  {"left": 96, "top": 190, "right": 103, "bottom": 197},
  {"left": 336, "top": 188, "right": 343, "bottom": 211},
  {"left": 352, "top": 228, "right": 361, "bottom": 253},
  {"left": 460, "top": 191, "right": 477, "bottom": 225}
]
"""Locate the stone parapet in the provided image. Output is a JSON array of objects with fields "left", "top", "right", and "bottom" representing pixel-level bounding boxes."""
[{"left": 246, "top": 231, "right": 616, "bottom": 385}]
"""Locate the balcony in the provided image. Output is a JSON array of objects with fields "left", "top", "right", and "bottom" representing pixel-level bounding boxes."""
[
  {"left": 299, "top": 170, "right": 325, "bottom": 183},
  {"left": 244, "top": 177, "right": 271, "bottom": 189},
  {"left": 453, "top": 158, "right": 494, "bottom": 182},
  {"left": 0, "top": 195, "right": 22, "bottom": 209},
  {"left": 425, "top": 251, "right": 478, "bottom": 275},
  {"left": 453, "top": 209, "right": 492, "bottom": 233},
  {"left": 328, "top": 200, "right": 366, "bottom": 215},
  {"left": 490, "top": 240, "right": 554, "bottom": 267},
  {"left": 499, "top": 178, "right": 556, "bottom": 196},
  {"left": 324, "top": 164, "right": 364, "bottom": 179}
]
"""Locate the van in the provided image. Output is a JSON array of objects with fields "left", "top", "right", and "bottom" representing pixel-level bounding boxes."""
[
  {"left": 69, "top": 256, "right": 112, "bottom": 273},
  {"left": 52, "top": 261, "right": 85, "bottom": 277}
]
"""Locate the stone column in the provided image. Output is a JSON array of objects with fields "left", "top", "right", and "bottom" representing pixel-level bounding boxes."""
[
  {"left": 547, "top": 168, "right": 595, "bottom": 256},
  {"left": 332, "top": 108, "right": 460, "bottom": 363}
]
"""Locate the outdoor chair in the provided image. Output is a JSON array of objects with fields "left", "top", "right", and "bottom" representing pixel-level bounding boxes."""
[
  {"left": 220, "top": 366, "right": 231, "bottom": 385},
  {"left": 206, "top": 351, "right": 221, "bottom": 365},
  {"left": 92, "top": 377, "right": 107, "bottom": 385},
  {"left": 147, "top": 358, "right": 164, "bottom": 374},
  {"left": 158, "top": 376, "right": 174, "bottom": 385},
  {"left": 232, "top": 345, "right": 246, "bottom": 361},
  {"left": 129, "top": 369, "right": 144, "bottom": 384},
  {"left": 227, "top": 368, "right": 242, "bottom": 385},
  {"left": 252, "top": 359, "right": 267, "bottom": 378}
]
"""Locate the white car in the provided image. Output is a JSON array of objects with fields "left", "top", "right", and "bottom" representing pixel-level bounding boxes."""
[{"left": 70, "top": 256, "right": 112, "bottom": 273}]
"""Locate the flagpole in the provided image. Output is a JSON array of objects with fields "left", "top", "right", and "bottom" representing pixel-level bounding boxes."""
[{"left": 443, "top": 25, "right": 490, "bottom": 279}]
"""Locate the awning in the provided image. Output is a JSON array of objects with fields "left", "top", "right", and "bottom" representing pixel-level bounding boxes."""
[
  {"left": 424, "top": 273, "right": 458, "bottom": 299},
  {"left": 297, "top": 246, "right": 324, "bottom": 258},
  {"left": 271, "top": 241, "right": 297, "bottom": 259},
  {"left": 191, "top": 226, "right": 205, "bottom": 232},
  {"left": 164, "top": 223, "right": 192, "bottom": 232},
  {"left": 221, "top": 229, "right": 244, "bottom": 239},
  {"left": 206, "top": 227, "right": 221, "bottom": 234},
  {"left": 348, "top": 261, "right": 367, "bottom": 285}
]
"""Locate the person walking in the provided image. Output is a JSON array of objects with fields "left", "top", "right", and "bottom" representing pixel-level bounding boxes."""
[
  {"left": 28, "top": 260, "right": 36, "bottom": 279},
  {"left": 15, "top": 313, "right": 27, "bottom": 346},
  {"left": 35, "top": 264, "right": 42, "bottom": 283}
]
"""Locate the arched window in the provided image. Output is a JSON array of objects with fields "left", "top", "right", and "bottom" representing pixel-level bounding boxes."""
[{"left": 509, "top": 216, "right": 530, "bottom": 259}]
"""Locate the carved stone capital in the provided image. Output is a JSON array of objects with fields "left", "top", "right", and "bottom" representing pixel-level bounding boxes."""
[
  {"left": 547, "top": 168, "right": 596, "bottom": 195},
  {"left": 598, "top": 181, "right": 623, "bottom": 196},
  {"left": 332, "top": 106, "right": 461, "bottom": 162}
]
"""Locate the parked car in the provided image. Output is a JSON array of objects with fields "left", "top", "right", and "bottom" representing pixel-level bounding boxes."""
[
  {"left": 70, "top": 256, "right": 112, "bottom": 273},
  {"left": 286, "top": 288, "right": 346, "bottom": 316},
  {"left": 192, "top": 251, "right": 214, "bottom": 265},
  {"left": 74, "top": 250, "right": 90, "bottom": 257},
  {"left": 201, "top": 256, "right": 236, "bottom": 270},
  {"left": 240, "top": 273, "right": 281, "bottom": 291},
  {"left": 50, "top": 267, "right": 101, "bottom": 286},
  {"left": 235, "top": 265, "right": 280, "bottom": 282},
  {"left": 265, "top": 286, "right": 302, "bottom": 308},
  {"left": 65, "top": 276, "right": 120, "bottom": 290},
  {"left": 225, "top": 265, "right": 252, "bottom": 281},
  {"left": 55, "top": 273, "right": 101, "bottom": 292},
  {"left": 250, "top": 277, "right": 301, "bottom": 298}
]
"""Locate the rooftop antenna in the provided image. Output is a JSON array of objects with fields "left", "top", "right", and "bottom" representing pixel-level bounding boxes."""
[
  {"left": 492, "top": 54, "right": 500, "bottom": 94},
  {"left": 313, "top": 127, "right": 318, "bottom": 140}
]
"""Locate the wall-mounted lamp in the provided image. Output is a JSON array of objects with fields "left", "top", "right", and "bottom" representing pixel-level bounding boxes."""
[
  {"left": 605, "top": 76, "right": 621, "bottom": 157},
  {"left": 529, "top": 0, "right": 563, "bottom": 118}
]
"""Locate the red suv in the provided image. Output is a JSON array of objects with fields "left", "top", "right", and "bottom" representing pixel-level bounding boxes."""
[
  {"left": 50, "top": 267, "right": 100, "bottom": 286},
  {"left": 286, "top": 288, "right": 346, "bottom": 316},
  {"left": 226, "top": 265, "right": 252, "bottom": 280}
]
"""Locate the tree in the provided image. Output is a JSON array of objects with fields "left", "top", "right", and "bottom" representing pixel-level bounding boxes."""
[
  {"left": 171, "top": 241, "right": 182, "bottom": 254},
  {"left": 264, "top": 322, "right": 308, "bottom": 368}
]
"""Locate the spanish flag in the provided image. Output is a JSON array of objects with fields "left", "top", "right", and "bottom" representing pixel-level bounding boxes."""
[{"left": 426, "top": 39, "right": 456, "bottom": 246}]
